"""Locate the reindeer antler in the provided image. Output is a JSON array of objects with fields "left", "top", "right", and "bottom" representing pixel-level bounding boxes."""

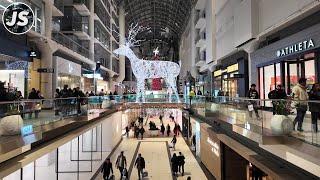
[{"left": 126, "top": 23, "right": 150, "bottom": 47}]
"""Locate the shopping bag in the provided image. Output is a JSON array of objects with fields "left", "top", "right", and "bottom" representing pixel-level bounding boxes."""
[
  {"left": 143, "top": 171, "right": 148, "bottom": 177},
  {"left": 248, "top": 104, "right": 254, "bottom": 112}
]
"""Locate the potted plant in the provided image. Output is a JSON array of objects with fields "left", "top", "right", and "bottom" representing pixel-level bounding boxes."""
[{"left": 270, "top": 100, "right": 293, "bottom": 135}]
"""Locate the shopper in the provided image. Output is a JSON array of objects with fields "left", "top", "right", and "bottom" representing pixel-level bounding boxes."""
[
  {"left": 308, "top": 83, "right": 320, "bottom": 132},
  {"left": 178, "top": 152, "right": 185, "bottom": 176},
  {"left": 292, "top": 78, "right": 309, "bottom": 132},
  {"left": 197, "top": 90, "right": 202, "bottom": 96},
  {"left": 159, "top": 114, "right": 163, "bottom": 124},
  {"left": 99, "top": 89, "right": 105, "bottom": 96},
  {"left": 116, "top": 151, "right": 127, "bottom": 176},
  {"left": 171, "top": 153, "right": 179, "bottom": 176},
  {"left": 101, "top": 158, "right": 113, "bottom": 180},
  {"left": 139, "top": 126, "right": 145, "bottom": 140},
  {"left": 268, "top": 85, "right": 287, "bottom": 115},
  {"left": 160, "top": 123, "right": 165, "bottom": 136},
  {"left": 171, "top": 135, "right": 177, "bottom": 150},
  {"left": 28, "top": 88, "right": 41, "bottom": 118},
  {"left": 125, "top": 126, "right": 130, "bottom": 138},
  {"left": 246, "top": 84, "right": 260, "bottom": 119},
  {"left": 187, "top": 177, "right": 191, "bottom": 180},
  {"left": 134, "top": 153, "right": 145, "bottom": 180},
  {"left": 166, "top": 124, "right": 171, "bottom": 136},
  {"left": 192, "top": 135, "right": 196, "bottom": 152}
]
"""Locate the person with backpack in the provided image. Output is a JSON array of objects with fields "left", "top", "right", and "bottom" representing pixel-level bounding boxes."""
[
  {"left": 134, "top": 153, "right": 146, "bottom": 180},
  {"left": 116, "top": 151, "right": 127, "bottom": 176},
  {"left": 101, "top": 158, "right": 113, "bottom": 180}
]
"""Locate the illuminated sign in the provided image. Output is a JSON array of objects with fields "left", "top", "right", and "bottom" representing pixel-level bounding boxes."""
[
  {"left": 227, "top": 64, "right": 239, "bottom": 73},
  {"left": 207, "top": 137, "right": 220, "bottom": 157},
  {"left": 29, "top": 51, "right": 37, "bottom": 57},
  {"left": 21, "top": 125, "right": 33, "bottom": 136},
  {"left": 276, "top": 39, "right": 315, "bottom": 57}
]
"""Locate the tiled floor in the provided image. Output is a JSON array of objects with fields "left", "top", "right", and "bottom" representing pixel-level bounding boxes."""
[{"left": 94, "top": 116, "right": 207, "bottom": 180}]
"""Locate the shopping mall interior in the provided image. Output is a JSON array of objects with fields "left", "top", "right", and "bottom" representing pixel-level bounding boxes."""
[{"left": 1, "top": 0, "right": 320, "bottom": 179}]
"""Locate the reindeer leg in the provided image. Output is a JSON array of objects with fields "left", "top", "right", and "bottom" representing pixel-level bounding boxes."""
[
  {"left": 136, "top": 78, "right": 143, "bottom": 103},
  {"left": 168, "top": 77, "right": 180, "bottom": 103},
  {"left": 141, "top": 79, "right": 146, "bottom": 102}
]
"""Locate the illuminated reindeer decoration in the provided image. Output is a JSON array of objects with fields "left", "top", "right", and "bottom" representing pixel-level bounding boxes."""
[{"left": 113, "top": 24, "right": 181, "bottom": 102}]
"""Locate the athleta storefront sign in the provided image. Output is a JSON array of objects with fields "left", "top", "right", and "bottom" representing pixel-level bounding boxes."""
[{"left": 276, "top": 39, "right": 315, "bottom": 57}]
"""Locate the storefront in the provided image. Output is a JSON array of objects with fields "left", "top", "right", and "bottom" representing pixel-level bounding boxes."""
[
  {"left": 213, "top": 51, "right": 249, "bottom": 97},
  {"left": 0, "top": 25, "right": 40, "bottom": 97},
  {"left": 53, "top": 56, "right": 82, "bottom": 90},
  {"left": 251, "top": 22, "right": 320, "bottom": 104},
  {"left": 200, "top": 123, "right": 221, "bottom": 179}
]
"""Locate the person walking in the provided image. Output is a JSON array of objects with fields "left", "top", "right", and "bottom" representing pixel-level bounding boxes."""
[
  {"left": 134, "top": 153, "right": 146, "bottom": 180},
  {"left": 171, "top": 135, "right": 177, "bottom": 150},
  {"left": 101, "top": 158, "right": 113, "bottom": 180},
  {"left": 125, "top": 126, "right": 130, "bottom": 138},
  {"left": 159, "top": 114, "right": 163, "bottom": 124},
  {"left": 308, "top": 83, "right": 320, "bottom": 132},
  {"left": 139, "top": 126, "right": 145, "bottom": 140},
  {"left": 166, "top": 124, "right": 171, "bottom": 136},
  {"left": 268, "top": 85, "right": 287, "bottom": 115},
  {"left": 116, "top": 151, "right": 127, "bottom": 176},
  {"left": 176, "top": 123, "right": 181, "bottom": 136},
  {"left": 160, "top": 123, "right": 165, "bottom": 136},
  {"left": 246, "top": 84, "right": 260, "bottom": 119},
  {"left": 171, "top": 153, "right": 179, "bottom": 177},
  {"left": 178, "top": 152, "right": 185, "bottom": 176},
  {"left": 292, "top": 78, "right": 309, "bottom": 132},
  {"left": 135, "top": 125, "right": 139, "bottom": 139}
]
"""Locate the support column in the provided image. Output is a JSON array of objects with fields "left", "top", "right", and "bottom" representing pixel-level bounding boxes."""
[
  {"left": 40, "top": 1, "right": 54, "bottom": 98},
  {"left": 89, "top": 0, "right": 95, "bottom": 62},
  {"left": 116, "top": 3, "right": 126, "bottom": 82}
]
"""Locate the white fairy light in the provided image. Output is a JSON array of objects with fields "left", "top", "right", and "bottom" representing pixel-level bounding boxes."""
[{"left": 114, "top": 23, "right": 181, "bottom": 102}]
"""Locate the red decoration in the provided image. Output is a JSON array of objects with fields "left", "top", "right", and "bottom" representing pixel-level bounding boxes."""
[{"left": 151, "top": 54, "right": 162, "bottom": 90}]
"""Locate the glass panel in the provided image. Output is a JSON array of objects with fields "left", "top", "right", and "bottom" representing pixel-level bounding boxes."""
[
  {"left": 23, "top": 162, "right": 35, "bottom": 180},
  {"left": 304, "top": 60, "right": 315, "bottom": 91},
  {"left": 259, "top": 68, "right": 264, "bottom": 99},
  {"left": 289, "top": 63, "right": 298, "bottom": 95},
  {"left": 264, "top": 65, "right": 274, "bottom": 107},
  {"left": 275, "top": 63, "right": 281, "bottom": 86}
]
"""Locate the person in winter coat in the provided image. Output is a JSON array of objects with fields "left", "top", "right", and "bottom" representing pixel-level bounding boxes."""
[
  {"left": 160, "top": 123, "right": 165, "bottom": 136},
  {"left": 115, "top": 151, "right": 127, "bottom": 176},
  {"left": 292, "top": 78, "right": 309, "bottom": 132},
  {"left": 171, "top": 135, "right": 177, "bottom": 150},
  {"left": 171, "top": 153, "right": 179, "bottom": 176},
  {"left": 134, "top": 153, "right": 145, "bottom": 180},
  {"left": 308, "top": 83, "right": 320, "bottom": 132},
  {"left": 101, "top": 158, "right": 113, "bottom": 180},
  {"left": 178, "top": 152, "right": 185, "bottom": 176},
  {"left": 246, "top": 84, "right": 260, "bottom": 119},
  {"left": 166, "top": 124, "right": 171, "bottom": 136}
]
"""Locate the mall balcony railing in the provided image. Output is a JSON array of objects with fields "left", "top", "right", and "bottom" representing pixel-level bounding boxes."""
[
  {"left": 54, "top": 0, "right": 64, "bottom": 13},
  {"left": 52, "top": 32, "right": 91, "bottom": 58},
  {"left": 73, "top": 0, "right": 89, "bottom": 10},
  {"left": 189, "top": 96, "right": 320, "bottom": 146}
]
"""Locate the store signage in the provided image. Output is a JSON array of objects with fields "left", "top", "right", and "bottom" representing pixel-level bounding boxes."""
[
  {"left": 227, "top": 64, "right": 239, "bottom": 73},
  {"left": 2, "top": 2, "right": 35, "bottom": 35},
  {"left": 29, "top": 51, "right": 37, "bottom": 57},
  {"left": 37, "top": 68, "right": 54, "bottom": 73},
  {"left": 276, "top": 39, "right": 315, "bottom": 57},
  {"left": 232, "top": 74, "right": 243, "bottom": 78},
  {"left": 207, "top": 137, "right": 220, "bottom": 157}
]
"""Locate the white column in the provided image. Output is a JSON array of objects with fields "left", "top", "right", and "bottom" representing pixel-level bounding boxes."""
[
  {"left": 89, "top": 0, "right": 95, "bottom": 62},
  {"left": 40, "top": 1, "right": 54, "bottom": 98},
  {"left": 116, "top": 3, "right": 126, "bottom": 82}
]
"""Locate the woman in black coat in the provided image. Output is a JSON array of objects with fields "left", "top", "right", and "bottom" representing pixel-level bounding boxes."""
[
  {"left": 171, "top": 153, "right": 179, "bottom": 176},
  {"left": 308, "top": 83, "right": 320, "bottom": 132}
]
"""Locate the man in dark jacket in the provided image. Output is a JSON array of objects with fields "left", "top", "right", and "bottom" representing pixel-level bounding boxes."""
[
  {"left": 268, "top": 85, "right": 287, "bottom": 115},
  {"left": 178, "top": 152, "right": 185, "bottom": 176},
  {"left": 246, "top": 84, "right": 260, "bottom": 118},
  {"left": 116, "top": 151, "right": 127, "bottom": 176},
  {"left": 101, "top": 158, "right": 113, "bottom": 179},
  {"left": 135, "top": 153, "right": 145, "bottom": 179}
]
